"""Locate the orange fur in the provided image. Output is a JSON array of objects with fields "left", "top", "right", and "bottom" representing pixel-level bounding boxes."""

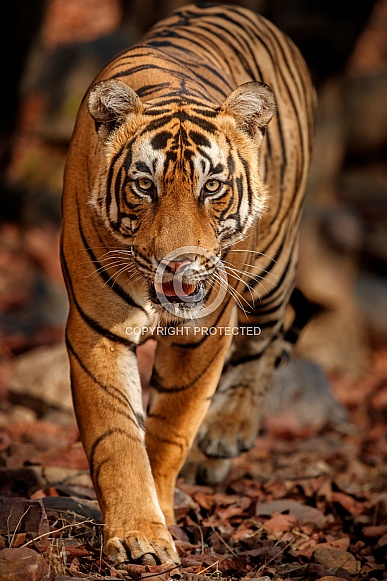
[{"left": 61, "top": 4, "right": 314, "bottom": 564}]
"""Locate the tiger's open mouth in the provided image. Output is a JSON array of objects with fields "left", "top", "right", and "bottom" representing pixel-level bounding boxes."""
[{"left": 150, "top": 281, "right": 206, "bottom": 305}]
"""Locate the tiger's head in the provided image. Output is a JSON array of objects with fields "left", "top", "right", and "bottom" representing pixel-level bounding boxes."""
[{"left": 88, "top": 79, "right": 276, "bottom": 319}]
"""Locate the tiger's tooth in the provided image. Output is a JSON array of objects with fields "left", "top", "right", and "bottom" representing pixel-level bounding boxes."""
[{"left": 182, "top": 283, "right": 195, "bottom": 295}]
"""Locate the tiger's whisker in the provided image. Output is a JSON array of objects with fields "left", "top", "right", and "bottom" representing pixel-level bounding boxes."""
[
  {"left": 222, "top": 259, "right": 279, "bottom": 279},
  {"left": 224, "top": 264, "right": 270, "bottom": 297},
  {"left": 86, "top": 261, "right": 137, "bottom": 279},
  {"left": 211, "top": 271, "right": 250, "bottom": 316},
  {"left": 222, "top": 267, "right": 257, "bottom": 307},
  {"left": 225, "top": 248, "right": 277, "bottom": 262},
  {"left": 102, "top": 263, "right": 137, "bottom": 288},
  {"left": 223, "top": 260, "right": 279, "bottom": 284}
]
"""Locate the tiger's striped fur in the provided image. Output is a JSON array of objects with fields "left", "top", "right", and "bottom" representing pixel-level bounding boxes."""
[{"left": 61, "top": 3, "right": 315, "bottom": 565}]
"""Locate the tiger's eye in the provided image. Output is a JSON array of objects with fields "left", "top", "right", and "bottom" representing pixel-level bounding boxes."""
[
  {"left": 136, "top": 177, "right": 154, "bottom": 192},
  {"left": 204, "top": 179, "right": 222, "bottom": 194}
]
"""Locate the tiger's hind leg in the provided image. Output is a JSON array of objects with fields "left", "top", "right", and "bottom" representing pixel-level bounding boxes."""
[
  {"left": 180, "top": 440, "right": 232, "bottom": 485},
  {"left": 196, "top": 333, "right": 282, "bottom": 461},
  {"left": 193, "top": 240, "right": 298, "bottom": 477},
  {"left": 193, "top": 288, "right": 317, "bottom": 483},
  {"left": 182, "top": 330, "right": 285, "bottom": 485}
]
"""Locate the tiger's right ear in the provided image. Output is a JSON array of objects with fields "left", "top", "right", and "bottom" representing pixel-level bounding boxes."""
[{"left": 87, "top": 79, "right": 143, "bottom": 140}]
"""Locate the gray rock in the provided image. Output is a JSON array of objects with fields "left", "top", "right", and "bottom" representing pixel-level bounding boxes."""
[
  {"left": 9, "top": 344, "right": 72, "bottom": 415},
  {"left": 356, "top": 273, "right": 387, "bottom": 338},
  {"left": 265, "top": 357, "right": 347, "bottom": 427}
]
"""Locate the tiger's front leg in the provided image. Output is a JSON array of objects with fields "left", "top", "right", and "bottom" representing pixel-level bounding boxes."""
[
  {"left": 145, "top": 328, "right": 233, "bottom": 524},
  {"left": 66, "top": 309, "right": 179, "bottom": 566}
]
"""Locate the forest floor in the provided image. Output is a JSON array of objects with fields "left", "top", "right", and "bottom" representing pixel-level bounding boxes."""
[{"left": 0, "top": 289, "right": 386, "bottom": 581}]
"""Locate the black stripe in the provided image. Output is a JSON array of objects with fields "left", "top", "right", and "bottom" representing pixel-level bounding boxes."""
[
  {"left": 90, "top": 428, "right": 142, "bottom": 478},
  {"left": 61, "top": 249, "right": 137, "bottom": 351},
  {"left": 66, "top": 333, "right": 144, "bottom": 429},
  {"left": 145, "top": 431, "right": 186, "bottom": 452},
  {"left": 229, "top": 332, "right": 280, "bottom": 368},
  {"left": 247, "top": 234, "right": 297, "bottom": 308},
  {"left": 151, "top": 343, "right": 224, "bottom": 392},
  {"left": 78, "top": 213, "right": 146, "bottom": 313}
]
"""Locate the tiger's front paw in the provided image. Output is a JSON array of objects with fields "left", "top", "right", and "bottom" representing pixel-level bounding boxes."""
[{"left": 104, "top": 523, "right": 180, "bottom": 565}]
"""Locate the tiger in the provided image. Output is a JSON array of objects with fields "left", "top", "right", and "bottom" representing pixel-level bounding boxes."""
[{"left": 61, "top": 2, "right": 315, "bottom": 566}]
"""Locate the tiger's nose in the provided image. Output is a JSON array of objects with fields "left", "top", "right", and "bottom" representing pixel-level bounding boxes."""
[{"left": 159, "top": 258, "right": 193, "bottom": 274}]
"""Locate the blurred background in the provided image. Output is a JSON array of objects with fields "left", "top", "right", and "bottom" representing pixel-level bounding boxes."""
[{"left": 0, "top": 0, "right": 386, "bottom": 425}]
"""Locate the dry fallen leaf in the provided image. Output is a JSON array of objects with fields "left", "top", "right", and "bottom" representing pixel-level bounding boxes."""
[
  {"left": 316, "top": 575, "right": 348, "bottom": 581},
  {"left": 256, "top": 499, "right": 326, "bottom": 527},
  {"left": 313, "top": 546, "right": 360, "bottom": 574},
  {"left": 362, "top": 524, "right": 387, "bottom": 538},
  {"left": 262, "top": 512, "right": 297, "bottom": 533},
  {"left": 332, "top": 491, "right": 367, "bottom": 515}
]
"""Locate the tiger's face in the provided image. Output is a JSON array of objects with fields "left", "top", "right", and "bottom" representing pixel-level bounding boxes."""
[{"left": 88, "top": 80, "right": 276, "bottom": 318}]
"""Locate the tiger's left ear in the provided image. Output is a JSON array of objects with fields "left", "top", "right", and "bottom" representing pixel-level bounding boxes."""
[
  {"left": 87, "top": 79, "right": 143, "bottom": 140},
  {"left": 220, "top": 81, "right": 276, "bottom": 138}
]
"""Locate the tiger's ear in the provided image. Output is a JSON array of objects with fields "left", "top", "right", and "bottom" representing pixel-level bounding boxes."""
[
  {"left": 87, "top": 79, "right": 142, "bottom": 140},
  {"left": 220, "top": 81, "right": 276, "bottom": 138}
]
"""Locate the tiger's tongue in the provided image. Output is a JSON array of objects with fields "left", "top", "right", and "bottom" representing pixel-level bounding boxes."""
[{"left": 155, "top": 281, "right": 196, "bottom": 297}]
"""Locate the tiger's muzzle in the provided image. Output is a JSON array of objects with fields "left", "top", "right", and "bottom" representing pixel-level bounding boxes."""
[{"left": 152, "top": 257, "right": 207, "bottom": 306}]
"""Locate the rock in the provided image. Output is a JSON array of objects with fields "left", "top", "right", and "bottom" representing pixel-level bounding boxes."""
[
  {"left": 0, "top": 547, "right": 52, "bottom": 580},
  {"left": 42, "top": 496, "right": 101, "bottom": 522},
  {"left": 42, "top": 408, "right": 76, "bottom": 426},
  {"left": 374, "top": 532, "right": 387, "bottom": 561},
  {"left": 41, "top": 466, "right": 93, "bottom": 490},
  {"left": 0, "top": 465, "right": 93, "bottom": 499},
  {"left": 362, "top": 524, "right": 387, "bottom": 538},
  {"left": 0, "top": 405, "right": 37, "bottom": 426},
  {"left": 265, "top": 357, "right": 347, "bottom": 428},
  {"left": 0, "top": 467, "right": 45, "bottom": 498},
  {"left": 340, "top": 165, "right": 387, "bottom": 268},
  {"left": 0, "top": 496, "right": 49, "bottom": 530},
  {"left": 54, "top": 577, "right": 87, "bottom": 581},
  {"left": 296, "top": 217, "right": 370, "bottom": 376},
  {"left": 0, "top": 497, "right": 50, "bottom": 552},
  {"left": 356, "top": 273, "right": 387, "bottom": 341},
  {"left": 9, "top": 344, "right": 73, "bottom": 415}
]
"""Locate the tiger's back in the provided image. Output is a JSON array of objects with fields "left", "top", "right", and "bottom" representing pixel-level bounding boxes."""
[{"left": 62, "top": 3, "right": 315, "bottom": 565}]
